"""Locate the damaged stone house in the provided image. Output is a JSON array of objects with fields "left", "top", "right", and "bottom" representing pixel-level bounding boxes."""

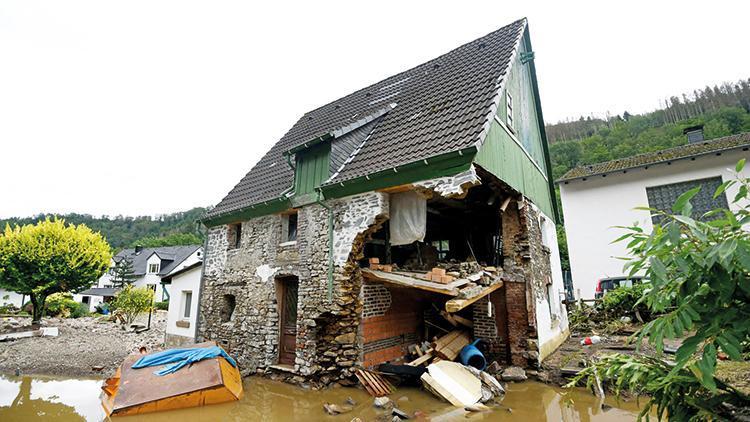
[{"left": 198, "top": 18, "right": 569, "bottom": 386}]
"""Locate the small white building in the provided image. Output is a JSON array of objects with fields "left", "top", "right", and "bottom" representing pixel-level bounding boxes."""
[
  {"left": 75, "top": 244, "right": 203, "bottom": 310},
  {"left": 559, "top": 129, "right": 750, "bottom": 299},
  {"left": 162, "top": 261, "right": 202, "bottom": 346},
  {"left": 0, "top": 290, "right": 25, "bottom": 308}
]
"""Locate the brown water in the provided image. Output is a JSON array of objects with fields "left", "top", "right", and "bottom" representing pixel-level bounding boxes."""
[{"left": 0, "top": 374, "right": 645, "bottom": 421}]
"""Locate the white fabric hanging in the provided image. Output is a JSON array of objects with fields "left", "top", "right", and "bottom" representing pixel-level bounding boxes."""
[{"left": 390, "top": 191, "right": 427, "bottom": 246}]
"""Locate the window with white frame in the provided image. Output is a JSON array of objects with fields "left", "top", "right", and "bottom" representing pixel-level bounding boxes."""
[
  {"left": 148, "top": 263, "right": 160, "bottom": 274},
  {"left": 506, "top": 91, "right": 514, "bottom": 131},
  {"left": 182, "top": 291, "right": 192, "bottom": 319}
]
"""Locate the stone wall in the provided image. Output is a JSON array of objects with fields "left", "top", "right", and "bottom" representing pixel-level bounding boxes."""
[{"left": 197, "top": 192, "right": 389, "bottom": 386}]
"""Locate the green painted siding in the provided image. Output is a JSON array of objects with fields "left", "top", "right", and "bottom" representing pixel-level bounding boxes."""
[
  {"left": 473, "top": 32, "right": 556, "bottom": 220},
  {"left": 475, "top": 120, "right": 554, "bottom": 218},
  {"left": 501, "top": 37, "right": 546, "bottom": 176},
  {"left": 294, "top": 143, "right": 331, "bottom": 196}
]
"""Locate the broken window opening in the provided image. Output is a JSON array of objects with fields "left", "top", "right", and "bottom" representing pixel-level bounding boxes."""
[
  {"left": 220, "top": 294, "right": 236, "bottom": 323},
  {"left": 287, "top": 212, "right": 298, "bottom": 242},
  {"left": 227, "top": 223, "right": 242, "bottom": 249}
]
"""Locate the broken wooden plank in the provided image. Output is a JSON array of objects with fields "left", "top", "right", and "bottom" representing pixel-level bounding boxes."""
[
  {"left": 430, "top": 330, "right": 463, "bottom": 350},
  {"left": 434, "top": 331, "right": 471, "bottom": 361},
  {"left": 362, "top": 268, "right": 461, "bottom": 296},
  {"left": 451, "top": 314, "right": 473, "bottom": 328},
  {"left": 407, "top": 350, "right": 434, "bottom": 367},
  {"left": 445, "top": 282, "right": 503, "bottom": 313},
  {"left": 356, "top": 369, "right": 394, "bottom": 397},
  {"left": 440, "top": 311, "right": 459, "bottom": 327}
]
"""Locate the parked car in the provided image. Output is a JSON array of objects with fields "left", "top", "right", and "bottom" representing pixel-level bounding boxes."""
[{"left": 595, "top": 276, "right": 648, "bottom": 299}]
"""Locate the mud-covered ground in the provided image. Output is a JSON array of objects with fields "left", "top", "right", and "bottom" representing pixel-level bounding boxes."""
[{"left": 0, "top": 312, "right": 167, "bottom": 378}]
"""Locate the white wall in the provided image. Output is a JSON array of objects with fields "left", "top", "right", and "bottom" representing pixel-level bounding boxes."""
[
  {"left": 165, "top": 266, "right": 201, "bottom": 343},
  {"left": 0, "top": 289, "right": 25, "bottom": 308},
  {"left": 560, "top": 150, "right": 750, "bottom": 299},
  {"left": 72, "top": 293, "right": 104, "bottom": 312},
  {"left": 143, "top": 254, "right": 164, "bottom": 301},
  {"left": 534, "top": 207, "right": 570, "bottom": 360}
]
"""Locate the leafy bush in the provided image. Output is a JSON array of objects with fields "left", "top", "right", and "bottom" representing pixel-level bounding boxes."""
[
  {"left": 154, "top": 301, "right": 169, "bottom": 311},
  {"left": 112, "top": 285, "right": 153, "bottom": 325},
  {"left": 71, "top": 302, "right": 90, "bottom": 318},
  {"left": 45, "top": 293, "right": 81, "bottom": 318},
  {"left": 600, "top": 283, "right": 655, "bottom": 320}
]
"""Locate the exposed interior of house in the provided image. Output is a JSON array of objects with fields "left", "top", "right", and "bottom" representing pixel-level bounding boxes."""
[{"left": 358, "top": 170, "right": 523, "bottom": 370}]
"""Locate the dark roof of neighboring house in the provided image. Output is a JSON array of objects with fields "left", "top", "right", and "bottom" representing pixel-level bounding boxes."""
[
  {"left": 114, "top": 245, "right": 201, "bottom": 276},
  {"left": 557, "top": 132, "right": 750, "bottom": 183},
  {"left": 79, "top": 287, "right": 119, "bottom": 297},
  {"left": 206, "top": 18, "right": 527, "bottom": 220},
  {"left": 161, "top": 261, "right": 202, "bottom": 282}
]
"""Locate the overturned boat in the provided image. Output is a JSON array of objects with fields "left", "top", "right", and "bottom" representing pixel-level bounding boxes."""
[{"left": 101, "top": 341, "right": 243, "bottom": 417}]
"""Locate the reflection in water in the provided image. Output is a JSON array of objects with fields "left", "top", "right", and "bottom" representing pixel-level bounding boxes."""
[
  {"left": 0, "top": 376, "right": 104, "bottom": 421},
  {"left": 0, "top": 374, "right": 644, "bottom": 421}
]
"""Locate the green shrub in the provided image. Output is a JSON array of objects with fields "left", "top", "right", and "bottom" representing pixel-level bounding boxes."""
[
  {"left": 154, "top": 301, "right": 169, "bottom": 311},
  {"left": 599, "top": 283, "right": 655, "bottom": 320},
  {"left": 71, "top": 302, "right": 90, "bottom": 318},
  {"left": 45, "top": 293, "right": 81, "bottom": 318},
  {"left": 112, "top": 285, "right": 153, "bottom": 325}
]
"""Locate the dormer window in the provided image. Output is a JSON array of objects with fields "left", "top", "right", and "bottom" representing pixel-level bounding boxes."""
[{"left": 148, "top": 263, "right": 160, "bottom": 274}]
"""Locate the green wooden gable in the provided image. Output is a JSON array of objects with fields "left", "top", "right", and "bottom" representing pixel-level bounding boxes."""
[{"left": 293, "top": 143, "right": 331, "bottom": 203}]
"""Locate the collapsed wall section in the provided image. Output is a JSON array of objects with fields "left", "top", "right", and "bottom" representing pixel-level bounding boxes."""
[{"left": 198, "top": 192, "right": 388, "bottom": 386}]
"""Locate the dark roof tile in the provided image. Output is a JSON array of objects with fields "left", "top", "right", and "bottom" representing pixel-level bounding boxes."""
[
  {"left": 207, "top": 19, "right": 526, "bottom": 219},
  {"left": 558, "top": 133, "right": 750, "bottom": 182}
]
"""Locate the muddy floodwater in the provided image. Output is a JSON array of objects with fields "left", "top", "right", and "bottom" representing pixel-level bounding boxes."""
[{"left": 0, "top": 374, "right": 646, "bottom": 421}]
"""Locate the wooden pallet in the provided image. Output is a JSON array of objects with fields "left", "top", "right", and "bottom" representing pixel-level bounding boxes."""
[{"left": 355, "top": 369, "right": 394, "bottom": 397}]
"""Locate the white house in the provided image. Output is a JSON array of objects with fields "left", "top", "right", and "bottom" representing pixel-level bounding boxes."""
[
  {"left": 162, "top": 261, "right": 202, "bottom": 346},
  {"left": 75, "top": 244, "right": 203, "bottom": 311},
  {"left": 559, "top": 129, "right": 750, "bottom": 299},
  {"left": 0, "top": 290, "right": 25, "bottom": 309}
]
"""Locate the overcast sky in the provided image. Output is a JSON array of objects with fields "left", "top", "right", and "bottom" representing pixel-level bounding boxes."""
[{"left": 1, "top": 1, "right": 748, "bottom": 218}]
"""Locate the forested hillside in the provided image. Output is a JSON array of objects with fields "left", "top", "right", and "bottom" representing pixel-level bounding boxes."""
[
  {"left": 547, "top": 78, "right": 750, "bottom": 181},
  {"left": 0, "top": 207, "right": 208, "bottom": 249}
]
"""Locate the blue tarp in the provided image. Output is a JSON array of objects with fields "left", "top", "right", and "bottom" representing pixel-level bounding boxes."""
[{"left": 132, "top": 346, "right": 238, "bottom": 376}]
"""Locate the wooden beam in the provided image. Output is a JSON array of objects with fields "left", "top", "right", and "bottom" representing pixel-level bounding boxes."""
[
  {"left": 407, "top": 350, "right": 434, "bottom": 366},
  {"left": 445, "top": 282, "right": 504, "bottom": 313},
  {"left": 362, "top": 268, "right": 461, "bottom": 296}
]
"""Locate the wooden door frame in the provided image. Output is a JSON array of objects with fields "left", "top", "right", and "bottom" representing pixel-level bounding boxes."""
[{"left": 275, "top": 275, "right": 299, "bottom": 365}]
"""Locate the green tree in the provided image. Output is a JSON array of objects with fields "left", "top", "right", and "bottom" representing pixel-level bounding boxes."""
[
  {"left": 110, "top": 257, "right": 138, "bottom": 288},
  {"left": 571, "top": 160, "right": 750, "bottom": 420},
  {"left": 131, "top": 232, "right": 203, "bottom": 248},
  {"left": 112, "top": 285, "right": 153, "bottom": 325},
  {"left": 0, "top": 218, "right": 111, "bottom": 323}
]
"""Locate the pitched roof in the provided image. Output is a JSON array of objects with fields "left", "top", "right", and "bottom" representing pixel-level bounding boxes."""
[
  {"left": 79, "top": 287, "right": 119, "bottom": 297},
  {"left": 114, "top": 245, "right": 201, "bottom": 276},
  {"left": 557, "top": 132, "right": 750, "bottom": 183},
  {"left": 206, "top": 18, "right": 527, "bottom": 220},
  {"left": 161, "top": 260, "right": 202, "bottom": 282}
]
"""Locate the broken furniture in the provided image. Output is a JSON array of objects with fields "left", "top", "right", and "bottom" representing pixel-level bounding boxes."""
[{"left": 101, "top": 341, "right": 242, "bottom": 416}]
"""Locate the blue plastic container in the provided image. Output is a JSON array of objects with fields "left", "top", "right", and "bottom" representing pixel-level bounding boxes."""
[{"left": 459, "top": 339, "right": 486, "bottom": 370}]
